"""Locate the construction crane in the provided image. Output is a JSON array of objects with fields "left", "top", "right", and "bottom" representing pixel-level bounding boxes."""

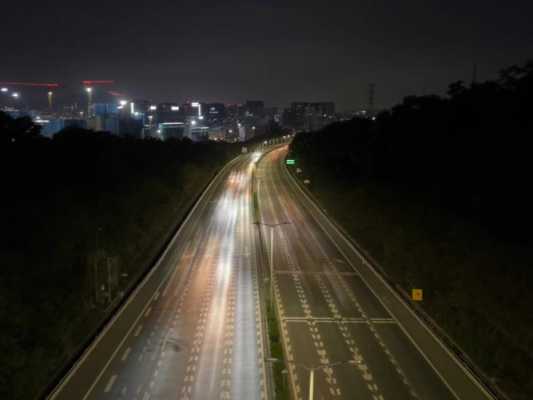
[
  {"left": 1, "top": 80, "right": 117, "bottom": 113},
  {"left": 0, "top": 81, "right": 60, "bottom": 88},
  {"left": 0, "top": 81, "right": 61, "bottom": 110},
  {"left": 81, "top": 80, "right": 115, "bottom": 116},
  {"left": 81, "top": 80, "right": 114, "bottom": 86}
]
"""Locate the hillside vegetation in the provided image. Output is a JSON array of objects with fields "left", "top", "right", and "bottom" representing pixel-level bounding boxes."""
[
  {"left": 0, "top": 115, "right": 237, "bottom": 400},
  {"left": 289, "top": 61, "right": 533, "bottom": 399}
]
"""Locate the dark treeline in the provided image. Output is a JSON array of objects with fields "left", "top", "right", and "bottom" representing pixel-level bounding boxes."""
[
  {"left": 289, "top": 61, "right": 533, "bottom": 399},
  {"left": 292, "top": 61, "right": 533, "bottom": 239},
  {"left": 0, "top": 115, "right": 238, "bottom": 400}
]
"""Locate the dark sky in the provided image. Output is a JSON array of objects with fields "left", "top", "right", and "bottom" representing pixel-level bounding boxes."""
[{"left": 2, "top": 0, "right": 533, "bottom": 110}]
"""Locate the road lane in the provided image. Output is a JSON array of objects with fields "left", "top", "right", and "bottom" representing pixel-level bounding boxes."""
[
  {"left": 48, "top": 155, "right": 267, "bottom": 400},
  {"left": 256, "top": 146, "right": 492, "bottom": 400}
]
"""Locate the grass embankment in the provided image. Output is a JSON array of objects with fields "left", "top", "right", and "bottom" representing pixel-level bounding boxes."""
[
  {"left": 290, "top": 169, "right": 532, "bottom": 400},
  {"left": 267, "top": 300, "right": 291, "bottom": 399},
  {"left": 0, "top": 121, "right": 237, "bottom": 400}
]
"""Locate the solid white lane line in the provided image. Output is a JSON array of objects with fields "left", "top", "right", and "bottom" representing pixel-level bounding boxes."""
[
  {"left": 144, "top": 307, "right": 152, "bottom": 317},
  {"left": 104, "top": 374, "right": 117, "bottom": 393}
]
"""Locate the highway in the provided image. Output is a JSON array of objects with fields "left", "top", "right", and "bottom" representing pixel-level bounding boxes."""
[
  {"left": 48, "top": 154, "right": 268, "bottom": 400},
  {"left": 256, "top": 146, "right": 495, "bottom": 400},
  {"left": 47, "top": 144, "right": 496, "bottom": 400}
]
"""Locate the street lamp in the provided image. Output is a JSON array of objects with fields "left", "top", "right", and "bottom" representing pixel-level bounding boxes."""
[
  {"left": 254, "top": 221, "right": 291, "bottom": 304},
  {"left": 265, "top": 358, "right": 357, "bottom": 400},
  {"left": 12, "top": 92, "right": 19, "bottom": 99},
  {"left": 48, "top": 91, "right": 53, "bottom": 110},
  {"left": 85, "top": 87, "right": 93, "bottom": 116}
]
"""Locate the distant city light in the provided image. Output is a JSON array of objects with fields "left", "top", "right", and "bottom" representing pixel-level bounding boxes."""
[
  {"left": 149, "top": 105, "right": 157, "bottom": 111},
  {"left": 119, "top": 100, "right": 128, "bottom": 106},
  {"left": 199, "top": 115, "right": 204, "bottom": 120},
  {"left": 85, "top": 87, "right": 92, "bottom": 93},
  {"left": 191, "top": 120, "right": 197, "bottom": 126},
  {"left": 191, "top": 102, "right": 202, "bottom": 117},
  {"left": 171, "top": 106, "right": 179, "bottom": 111},
  {"left": 1, "top": 87, "right": 8, "bottom": 92},
  {"left": 12, "top": 92, "right": 19, "bottom": 98},
  {"left": 130, "top": 102, "right": 135, "bottom": 114}
]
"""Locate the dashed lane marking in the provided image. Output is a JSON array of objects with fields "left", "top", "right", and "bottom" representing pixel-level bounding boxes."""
[
  {"left": 134, "top": 325, "right": 142, "bottom": 337},
  {"left": 103, "top": 374, "right": 117, "bottom": 393},
  {"left": 121, "top": 347, "right": 131, "bottom": 362}
]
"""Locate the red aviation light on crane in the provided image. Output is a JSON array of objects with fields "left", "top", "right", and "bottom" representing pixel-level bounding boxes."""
[
  {"left": 107, "top": 90, "right": 126, "bottom": 97},
  {"left": 0, "top": 81, "right": 60, "bottom": 88},
  {"left": 82, "top": 80, "right": 114, "bottom": 86}
]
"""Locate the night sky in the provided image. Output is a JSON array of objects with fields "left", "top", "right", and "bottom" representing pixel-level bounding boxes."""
[{"left": 2, "top": 0, "right": 533, "bottom": 110}]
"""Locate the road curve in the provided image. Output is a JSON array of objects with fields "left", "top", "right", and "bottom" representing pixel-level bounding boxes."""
[
  {"left": 256, "top": 146, "right": 495, "bottom": 400},
  {"left": 48, "top": 154, "right": 268, "bottom": 400}
]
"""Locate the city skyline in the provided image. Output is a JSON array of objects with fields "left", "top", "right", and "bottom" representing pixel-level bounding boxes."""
[{"left": 2, "top": 0, "right": 533, "bottom": 110}]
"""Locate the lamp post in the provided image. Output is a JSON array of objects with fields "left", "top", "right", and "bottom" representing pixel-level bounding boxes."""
[
  {"left": 48, "top": 91, "right": 53, "bottom": 111},
  {"left": 253, "top": 221, "right": 291, "bottom": 305},
  {"left": 11, "top": 92, "right": 20, "bottom": 109},
  {"left": 265, "top": 358, "right": 356, "bottom": 400},
  {"left": 85, "top": 87, "right": 93, "bottom": 117}
]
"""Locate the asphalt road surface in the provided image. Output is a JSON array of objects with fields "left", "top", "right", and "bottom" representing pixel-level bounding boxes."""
[
  {"left": 256, "top": 146, "right": 495, "bottom": 400},
  {"left": 48, "top": 144, "right": 495, "bottom": 400},
  {"left": 48, "top": 154, "right": 268, "bottom": 400}
]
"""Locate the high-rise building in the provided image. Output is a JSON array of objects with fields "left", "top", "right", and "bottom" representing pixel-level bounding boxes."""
[
  {"left": 156, "top": 103, "right": 182, "bottom": 124},
  {"left": 131, "top": 99, "right": 151, "bottom": 114},
  {"left": 245, "top": 100, "right": 264, "bottom": 117},
  {"left": 91, "top": 103, "right": 118, "bottom": 116},
  {"left": 87, "top": 114, "right": 120, "bottom": 134},
  {"left": 119, "top": 117, "right": 143, "bottom": 138},
  {"left": 283, "top": 101, "right": 336, "bottom": 131},
  {"left": 158, "top": 122, "right": 185, "bottom": 140},
  {"left": 35, "top": 117, "right": 86, "bottom": 137},
  {"left": 312, "top": 102, "right": 335, "bottom": 117},
  {"left": 205, "top": 103, "right": 226, "bottom": 126}
]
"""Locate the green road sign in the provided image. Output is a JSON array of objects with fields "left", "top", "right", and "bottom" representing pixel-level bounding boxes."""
[{"left": 286, "top": 159, "right": 296, "bottom": 165}]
